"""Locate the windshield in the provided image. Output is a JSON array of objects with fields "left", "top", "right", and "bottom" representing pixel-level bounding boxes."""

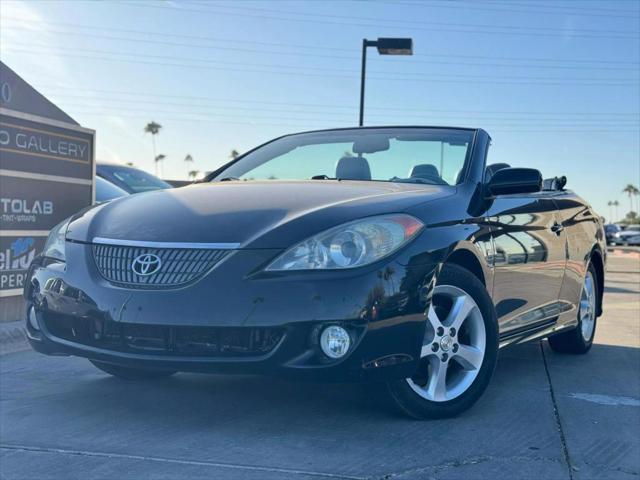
[
  {"left": 214, "top": 128, "right": 475, "bottom": 186},
  {"left": 107, "top": 166, "right": 172, "bottom": 193}
]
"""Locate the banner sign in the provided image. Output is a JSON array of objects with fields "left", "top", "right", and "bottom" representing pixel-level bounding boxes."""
[{"left": 0, "top": 236, "right": 46, "bottom": 292}]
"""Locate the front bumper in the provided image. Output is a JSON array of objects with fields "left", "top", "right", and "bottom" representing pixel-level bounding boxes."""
[{"left": 25, "top": 242, "right": 438, "bottom": 382}]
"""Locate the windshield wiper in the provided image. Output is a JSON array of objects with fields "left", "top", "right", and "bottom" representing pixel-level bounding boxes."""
[
  {"left": 389, "top": 176, "right": 447, "bottom": 186},
  {"left": 311, "top": 175, "right": 337, "bottom": 180}
]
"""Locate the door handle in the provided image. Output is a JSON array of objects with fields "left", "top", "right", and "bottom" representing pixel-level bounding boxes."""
[{"left": 551, "top": 222, "right": 564, "bottom": 235}]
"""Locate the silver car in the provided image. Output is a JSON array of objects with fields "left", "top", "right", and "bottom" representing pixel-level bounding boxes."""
[{"left": 612, "top": 226, "right": 640, "bottom": 246}]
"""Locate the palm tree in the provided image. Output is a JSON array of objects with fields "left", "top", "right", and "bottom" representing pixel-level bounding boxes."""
[
  {"left": 188, "top": 170, "right": 200, "bottom": 181},
  {"left": 154, "top": 154, "right": 166, "bottom": 177},
  {"left": 125, "top": 161, "right": 135, "bottom": 167},
  {"left": 230, "top": 149, "right": 240, "bottom": 160},
  {"left": 607, "top": 201, "right": 613, "bottom": 221},
  {"left": 184, "top": 154, "right": 194, "bottom": 176},
  {"left": 144, "top": 121, "right": 162, "bottom": 175},
  {"left": 613, "top": 200, "right": 620, "bottom": 221},
  {"left": 622, "top": 184, "right": 639, "bottom": 214}
]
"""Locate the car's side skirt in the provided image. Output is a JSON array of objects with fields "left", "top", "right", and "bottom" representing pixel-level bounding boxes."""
[{"left": 498, "top": 317, "right": 575, "bottom": 348}]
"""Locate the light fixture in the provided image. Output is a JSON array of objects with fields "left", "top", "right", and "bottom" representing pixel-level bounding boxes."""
[
  {"left": 359, "top": 37, "right": 414, "bottom": 126},
  {"left": 319, "top": 326, "right": 351, "bottom": 359}
]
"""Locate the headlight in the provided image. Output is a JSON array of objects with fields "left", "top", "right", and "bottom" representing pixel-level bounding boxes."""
[
  {"left": 42, "top": 218, "right": 71, "bottom": 261},
  {"left": 266, "top": 214, "right": 424, "bottom": 271}
]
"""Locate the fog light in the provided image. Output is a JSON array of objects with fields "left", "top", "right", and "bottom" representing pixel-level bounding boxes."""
[
  {"left": 28, "top": 306, "right": 40, "bottom": 331},
  {"left": 319, "top": 326, "right": 351, "bottom": 359}
]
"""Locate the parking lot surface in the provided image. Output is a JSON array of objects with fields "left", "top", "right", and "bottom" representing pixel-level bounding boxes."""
[{"left": 1, "top": 254, "right": 638, "bottom": 480}]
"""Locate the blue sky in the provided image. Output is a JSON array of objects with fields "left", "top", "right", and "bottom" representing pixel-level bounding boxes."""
[{"left": 1, "top": 0, "right": 639, "bottom": 219}]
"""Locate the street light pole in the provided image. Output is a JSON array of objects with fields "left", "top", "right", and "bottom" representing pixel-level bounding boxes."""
[
  {"left": 359, "top": 39, "right": 372, "bottom": 127},
  {"left": 358, "top": 37, "right": 413, "bottom": 127}
]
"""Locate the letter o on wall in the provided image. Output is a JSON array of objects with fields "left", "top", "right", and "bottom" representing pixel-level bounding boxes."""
[
  {"left": 0, "top": 130, "right": 9, "bottom": 146},
  {"left": 1, "top": 83, "right": 11, "bottom": 103}
]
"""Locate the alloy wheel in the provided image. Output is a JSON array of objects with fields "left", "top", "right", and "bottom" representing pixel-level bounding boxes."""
[
  {"left": 407, "top": 285, "right": 486, "bottom": 402},
  {"left": 580, "top": 270, "right": 597, "bottom": 342}
]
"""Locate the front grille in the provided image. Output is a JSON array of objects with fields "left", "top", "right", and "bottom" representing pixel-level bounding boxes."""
[
  {"left": 92, "top": 244, "right": 229, "bottom": 288},
  {"left": 44, "top": 313, "right": 283, "bottom": 357}
]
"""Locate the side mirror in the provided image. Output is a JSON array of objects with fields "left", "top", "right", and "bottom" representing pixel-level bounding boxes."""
[{"left": 486, "top": 167, "right": 542, "bottom": 197}]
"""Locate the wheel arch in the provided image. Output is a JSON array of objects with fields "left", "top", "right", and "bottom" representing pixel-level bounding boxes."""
[{"left": 443, "top": 245, "right": 489, "bottom": 289}]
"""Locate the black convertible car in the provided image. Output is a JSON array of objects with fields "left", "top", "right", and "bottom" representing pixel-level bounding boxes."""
[{"left": 24, "top": 127, "right": 605, "bottom": 419}]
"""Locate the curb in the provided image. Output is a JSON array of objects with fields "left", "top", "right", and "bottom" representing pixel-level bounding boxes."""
[
  {"left": 607, "top": 247, "right": 640, "bottom": 260},
  {"left": 0, "top": 320, "right": 29, "bottom": 355}
]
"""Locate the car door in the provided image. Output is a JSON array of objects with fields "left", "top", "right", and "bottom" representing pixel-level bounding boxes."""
[
  {"left": 488, "top": 192, "right": 567, "bottom": 337},
  {"left": 552, "top": 192, "right": 601, "bottom": 318}
]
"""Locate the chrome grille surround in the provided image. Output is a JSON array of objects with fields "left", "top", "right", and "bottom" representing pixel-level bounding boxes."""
[{"left": 92, "top": 240, "right": 233, "bottom": 289}]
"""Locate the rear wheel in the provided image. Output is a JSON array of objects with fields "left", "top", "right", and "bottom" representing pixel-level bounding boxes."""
[
  {"left": 548, "top": 263, "right": 598, "bottom": 354},
  {"left": 386, "top": 264, "right": 498, "bottom": 419},
  {"left": 90, "top": 360, "right": 176, "bottom": 380}
]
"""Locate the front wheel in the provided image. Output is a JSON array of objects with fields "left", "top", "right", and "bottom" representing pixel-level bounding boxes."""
[
  {"left": 90, "top": 360, "right": 177, "bottom": 380},
  {"left": 386, "top": 264, "right": 498, "bottom": 419}
]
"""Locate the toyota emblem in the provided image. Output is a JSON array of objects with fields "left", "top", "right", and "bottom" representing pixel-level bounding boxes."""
[{"left": 131, "top": 253, "right": 162, "bottom": 276}]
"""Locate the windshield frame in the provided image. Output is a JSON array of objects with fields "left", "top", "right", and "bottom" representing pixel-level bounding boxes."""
[{"left": 207, "top": 126, "right": 479, "bottom": 186}]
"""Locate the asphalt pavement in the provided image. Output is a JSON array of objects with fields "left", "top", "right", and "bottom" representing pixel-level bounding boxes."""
[{"left": 1, "top": 254, "right": 638, "bottom": 480}]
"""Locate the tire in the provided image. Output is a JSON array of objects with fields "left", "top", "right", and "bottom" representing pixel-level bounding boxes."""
[
  {"left": 386, "top": 263, "right": 498, "bottom": 419},
  {"left": 90, "top": 360, "right": 177, "bottom": 380},
  {"left": 548, "top": 262, "right": 598, "bottom": 354}
]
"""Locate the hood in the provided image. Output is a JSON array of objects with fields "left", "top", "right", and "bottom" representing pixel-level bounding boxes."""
[{"left": 67, "top": 181, "right": 453, "bottom": 249}]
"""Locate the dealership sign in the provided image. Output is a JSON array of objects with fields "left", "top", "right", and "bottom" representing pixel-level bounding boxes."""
[
  {"left": 1, "top": 198, "right": 53, "bottom": 227},
  {"left": 1, "top": 175, "right": 91, "bottom": 230},
  {"left": 0, "top": 114, "right": 93, "bottom": 179},
  {"left": 0, "top": 61, "right": 95, "bottom": 298},
  {"left": 0, "top": 123, "right": 90, "bottom": 161}
]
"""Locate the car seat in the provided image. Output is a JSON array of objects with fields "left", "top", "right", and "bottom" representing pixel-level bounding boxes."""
[{"left": 336, "top": 156, "right": 372, "bottom": 181}]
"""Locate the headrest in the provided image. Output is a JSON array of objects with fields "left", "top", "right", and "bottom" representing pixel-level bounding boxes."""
[
  {"left": 543, "top": 176, "right": 567, "bottom": 191},
  {"left": 336, "top": 156, "right": 371, "bottom": 181},
  {"left": 485, "top": 163, "right": 511, "bottom": 181},
  {"left": 409, "top": 164, "right": 439, "bottom": 179}
]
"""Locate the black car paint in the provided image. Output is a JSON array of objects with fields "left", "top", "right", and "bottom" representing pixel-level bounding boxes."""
[
  {"left": 25, "top": 127, "right": 606, "bottom": 382},
  {"left": 65, "top": 181, "right": 453, "bottom": 248}
]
